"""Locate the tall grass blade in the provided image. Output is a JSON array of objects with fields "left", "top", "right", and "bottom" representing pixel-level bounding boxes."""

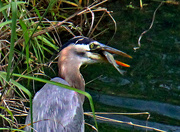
[
  {"left": 6, "top": 2, "right": 17, "bottom": 81},
  {"left": 36, "top": 36, "right": 59, "bottom": 50},
  {"left": 0, "top": 0, "right": 8, "bottom": 20},
  {"left": 0, "top": 106, "right": 14, "bottom": 122},
  {"left": 0, "top": 1, "right": 25, "bottom": 12},
  {"left": 19, "top": 20, "right": 30, "bottom": 72},
  {"left": 0, "top": 20, "right": 12, "bottom": 27},
  {"left": 0, "top": 128, "right": 25, "bottom": 131}
]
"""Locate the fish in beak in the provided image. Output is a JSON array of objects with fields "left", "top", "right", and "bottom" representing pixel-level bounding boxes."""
[{"left": 89, "top": 42, "right": 132, "bottom": 74}]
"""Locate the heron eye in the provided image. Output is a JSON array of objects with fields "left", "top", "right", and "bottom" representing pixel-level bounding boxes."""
[
  {"left": 89, "top": 43, "right": 94, "bottom": 49},
  {"left": 89, "top": 43, "right": 100, "bottom": 50}
]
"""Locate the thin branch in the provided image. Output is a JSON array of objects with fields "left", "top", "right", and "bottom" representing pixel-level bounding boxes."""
[
  {"left": 85, "top": 112, "right": 166, "bottom": 132},
  {"left": 134, "top": 1, "right": 164, "bottom": 51}
]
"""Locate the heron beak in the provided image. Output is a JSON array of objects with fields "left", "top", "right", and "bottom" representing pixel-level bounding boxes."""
[
  {"left": 98, "top": 44, "right": 132, "bottom": 74},
  {"left": 99, "top": 44, "right": 132, "bottom": 59},
  {"left": 98, "top": 44, "right": 132, "bottom": 64}
]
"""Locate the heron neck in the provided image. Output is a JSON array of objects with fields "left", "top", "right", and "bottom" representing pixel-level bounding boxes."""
[
  {"left": 58, "top": 55, "right": 85, "bottom": 102},
  {"left": 59, "top": 63, "right": 85, "bottom": 91}
]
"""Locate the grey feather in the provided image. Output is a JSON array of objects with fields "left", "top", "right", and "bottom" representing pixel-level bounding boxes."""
[{"left": 25, "top": 77, "right": 84, "bottom": 132}]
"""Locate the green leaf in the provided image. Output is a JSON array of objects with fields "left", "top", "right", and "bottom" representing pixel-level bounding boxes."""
[
  {"left": 6, "top": 2, "right": 17, "bottom": 81},
  {"left": 19, "top": 19, "right": 30, "bottom": 72},
  {"left": 0, "top": 106, "right": 14, "bottom": 122},
  {"left": 0, "top": 128, "right": 25, "bottom": 131},
  {"left": 37, "top": 36, "right": 59, "bottom": 50},
  {"left": 62, "top": 0, "right": 78, "bottom": 7},
  {"left": 0, "top": 20, "right": 12, "bottom": 27},
  {"left": 0, "top": 1, "right": 26, "bottom": 12}
]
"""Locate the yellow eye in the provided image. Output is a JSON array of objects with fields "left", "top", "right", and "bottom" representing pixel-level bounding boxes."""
[
  {"left": 89, "top": 43, "right": 100, "bottom": 50},
  {"left": 90, "top": 43, "right": 95, "bottom": 49}
]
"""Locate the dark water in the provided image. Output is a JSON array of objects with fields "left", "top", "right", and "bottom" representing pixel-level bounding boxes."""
[
  {"left": 89, "top": 92, "right": 180, "bottom": 131},
  {"left": 84, "top": 0, "right": 180, "bottom": 131}
]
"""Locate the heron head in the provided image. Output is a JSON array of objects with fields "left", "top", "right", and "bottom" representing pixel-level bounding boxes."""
[{"left": 59, "top": 36, "right": 132, "bottom": 74}]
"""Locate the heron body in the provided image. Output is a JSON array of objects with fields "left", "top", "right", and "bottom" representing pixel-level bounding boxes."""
[
  {"left": 25, "top": 77, "right": 84, "bottom": 132},
  {"left": 25, "top": 36, "right": 131, "bottom": 132}
]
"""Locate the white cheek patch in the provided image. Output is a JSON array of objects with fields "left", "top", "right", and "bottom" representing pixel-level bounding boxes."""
[
  {"left": 75, "top": 44, "right": 90, "bottom": 51},
  {"left": 73, "top": 43, "right": 103, "bottom": 64}
]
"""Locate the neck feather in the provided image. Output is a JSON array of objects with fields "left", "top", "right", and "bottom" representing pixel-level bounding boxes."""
[
  {"left": 58, "top": 46, "right": 85, "bottom": 102},
  {"left": 59, "top": 62, "right": 85, "bottom": 91}
]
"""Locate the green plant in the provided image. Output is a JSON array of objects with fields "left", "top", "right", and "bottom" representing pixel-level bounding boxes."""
[{"left": 0, "top": 0, "right": 116, "bottom": 131}]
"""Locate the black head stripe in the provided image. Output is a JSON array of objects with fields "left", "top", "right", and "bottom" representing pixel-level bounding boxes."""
[{"left": 60, "top": 36, "right": 94, "bottom": 51}]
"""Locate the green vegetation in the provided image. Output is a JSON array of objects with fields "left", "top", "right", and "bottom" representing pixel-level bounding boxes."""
[{"left": 0, "top": 0, "right": 112, "bottom": 130}]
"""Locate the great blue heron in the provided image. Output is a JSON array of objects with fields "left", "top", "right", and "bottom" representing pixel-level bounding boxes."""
[{"left": 25, "top": 36, "right": 132, "bottom": 132}]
